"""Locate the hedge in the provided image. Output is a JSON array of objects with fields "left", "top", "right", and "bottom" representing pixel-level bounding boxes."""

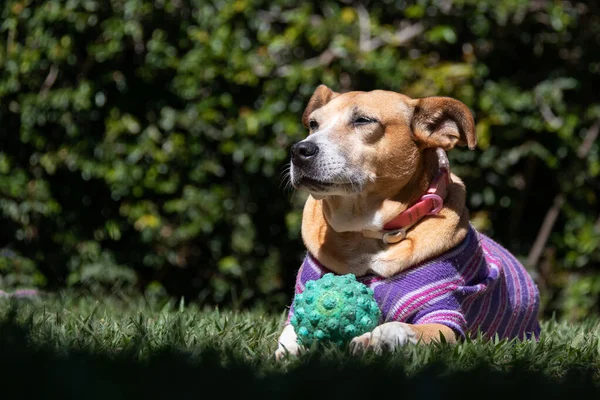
[{"left": 1, "top": 0, "right": 599, "bottom": 319}]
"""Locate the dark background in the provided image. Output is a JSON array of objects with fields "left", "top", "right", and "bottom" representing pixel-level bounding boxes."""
[{"left": 0, "top": 0, "right": 598, "bottom": 320}]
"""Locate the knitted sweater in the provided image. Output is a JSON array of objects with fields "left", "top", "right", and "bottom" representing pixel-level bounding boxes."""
[{"left": 287, "top": 226, "right": 541, "bottom": 340}]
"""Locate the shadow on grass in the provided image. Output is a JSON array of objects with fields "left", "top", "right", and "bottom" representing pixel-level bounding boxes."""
[{"left": 0, "top": 311, "right": 598, "bottom": 400}]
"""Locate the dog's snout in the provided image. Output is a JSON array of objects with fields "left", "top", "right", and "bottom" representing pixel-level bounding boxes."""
[{"left": 291, "top": 142, "right": 319, "bottom": 166}]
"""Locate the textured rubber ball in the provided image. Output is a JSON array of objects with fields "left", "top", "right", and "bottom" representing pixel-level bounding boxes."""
[{"left": 290, "top": 273, "right": 381, "bottom": 347}]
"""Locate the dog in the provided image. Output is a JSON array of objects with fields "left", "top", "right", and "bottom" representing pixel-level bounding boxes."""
[{"left": 275, "top": 85, "right": 541, "bottom": 360}]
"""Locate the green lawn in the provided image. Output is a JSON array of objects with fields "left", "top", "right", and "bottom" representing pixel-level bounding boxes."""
[{"left": 1, "top": 293, "right": 600, "bottom": 399}]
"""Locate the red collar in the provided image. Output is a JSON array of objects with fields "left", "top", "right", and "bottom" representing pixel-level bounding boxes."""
[{"left": 362, "top": 148, "right": 451, "bottom": 244}]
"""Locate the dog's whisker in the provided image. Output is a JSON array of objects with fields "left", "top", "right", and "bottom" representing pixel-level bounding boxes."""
[{"left": 279, "top": 163, "right": 295, "bottom": 191}]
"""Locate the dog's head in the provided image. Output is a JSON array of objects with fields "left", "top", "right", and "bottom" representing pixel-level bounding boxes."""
[{"left": 290, "top": 85, "right": 476, "bottom": 198}]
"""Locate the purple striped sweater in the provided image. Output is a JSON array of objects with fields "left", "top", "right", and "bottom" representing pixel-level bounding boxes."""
[{"left": 287, "top": 226, "right": 541, "bottom": 340}]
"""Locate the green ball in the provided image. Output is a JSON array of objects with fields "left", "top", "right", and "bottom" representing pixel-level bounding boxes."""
[{"left": 290, "top": 273, "right": 381, "bottom": 347}]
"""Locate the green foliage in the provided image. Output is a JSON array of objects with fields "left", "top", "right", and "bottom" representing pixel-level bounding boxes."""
[{"left": 0, "top": 0, "right": 598, "bottom": 317}]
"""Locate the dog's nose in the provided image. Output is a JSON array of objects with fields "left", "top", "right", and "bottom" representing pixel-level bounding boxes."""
[{"left": 291, "top": 142, "right": 319, "bottom": 166}]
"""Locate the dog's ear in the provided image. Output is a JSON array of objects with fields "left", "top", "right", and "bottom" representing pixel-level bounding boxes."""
[
  {"left": 410, "top": 97, "right": 477, "bottom": 150},
  {"left": 302, "top": 85, "right": 339, "bottom": 127}
]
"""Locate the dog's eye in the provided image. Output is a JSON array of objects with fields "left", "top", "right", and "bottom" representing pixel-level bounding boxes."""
[
  {"left": 308, "top": 120, "right": 319, "bottom": 130},
  {"left": 353, "top": 116, "right": 375, "bottom": 126}
]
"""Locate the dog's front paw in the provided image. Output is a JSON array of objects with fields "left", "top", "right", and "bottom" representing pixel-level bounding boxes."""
[
  {"left": 350, "top": 322, "right": 418, "bottom": 355},
  {"left": 275, "top": 341, "right": 302, "bottom": 361},
  {"left": 274, "top": 324, "right": 302, "bottom": 361}
]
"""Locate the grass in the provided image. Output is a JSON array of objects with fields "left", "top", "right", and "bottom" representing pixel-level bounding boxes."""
[{"left": 1, "top": 292, "right": 600, "bottom": 399}]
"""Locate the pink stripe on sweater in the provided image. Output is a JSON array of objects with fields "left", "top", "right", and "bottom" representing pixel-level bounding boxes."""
[
  {"left": 469, "top": 245, "right": 502, "bottom": 329},
  {"left": 469, "top": 275, "right": 495, "bottom": 329},
  {"left": 486, "top": 278, "right": 507, "bottom": 336},
  {"left": 417, "top": 311, "right": 465, "bottom": 325},
  {"left": 500, "top": 248, "right": 523, "bottom": 338},
  {"left": 386, "top": 275, "right": 461, "bottom": 320},
  {"left": 393, "top": 278, "right": 462, "bottom": 321},
  {"left": 520, "top": 276, "right": 538, "bottom": 338},
  {"left": 511, "top": 251, "right": 536, "bottom": 338},
  {"left": 460, "top": 252, "right": 489, "bottom": 313}
]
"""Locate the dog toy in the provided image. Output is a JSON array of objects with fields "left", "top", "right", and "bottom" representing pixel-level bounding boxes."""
[{"left": 290, "top": 273, "right": 381, "bottom": 347}]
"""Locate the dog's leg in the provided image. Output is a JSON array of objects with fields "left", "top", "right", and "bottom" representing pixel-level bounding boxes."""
[
  {"left": 350, "top": 322, "right": 456, "bottom": 354},
  {"left": 274, "top": 324, "right": 303, "bottom": 361}
]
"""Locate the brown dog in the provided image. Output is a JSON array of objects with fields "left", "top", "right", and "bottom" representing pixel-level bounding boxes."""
[{"left": 275, "top": 85, "right": 540, "bottom": 359}]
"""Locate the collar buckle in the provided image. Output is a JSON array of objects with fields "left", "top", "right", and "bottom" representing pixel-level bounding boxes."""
[
  {"left": 420, "top": 193, "right": 444, "bottom": 215},
  {"left": 382, "top": 228, "right": 407, "bottom": 244}
]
